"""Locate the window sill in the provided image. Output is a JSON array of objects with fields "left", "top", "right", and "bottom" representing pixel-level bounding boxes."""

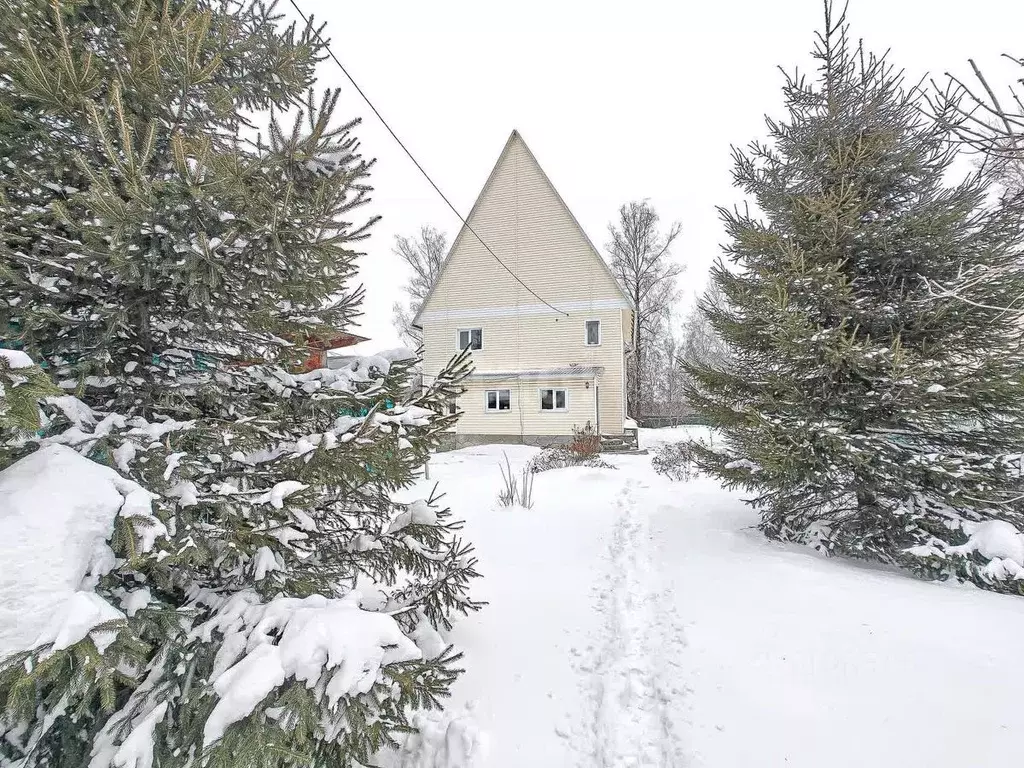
[{"left": 540, "top": 409, "right": 569, "bottom": 414}]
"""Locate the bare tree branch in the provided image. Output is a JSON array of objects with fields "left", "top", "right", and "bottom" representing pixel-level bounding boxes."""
[
  {"left": 678, "top": 281, "right": 731, "bottom": 374},
  {"left": 391, "top": 225, "right": 448, "bottom": 345},
  {"left": 932, "top": 54, "right": 1024, "bottom": 192},
  {"left": 918, "top": 53, "right": 1024, "bottom": 313}
]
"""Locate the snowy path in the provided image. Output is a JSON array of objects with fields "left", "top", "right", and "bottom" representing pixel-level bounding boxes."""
[
  {"left": 572, "top": 479, "right": 687, "bottom": 767},
  {"left": 404, "top": 436, "right": 1024, "bottom": 768}
]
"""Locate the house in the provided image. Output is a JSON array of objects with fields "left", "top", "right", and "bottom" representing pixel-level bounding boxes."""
[{"left": 413, "top": 130, "right": 637, "bottom": 451}]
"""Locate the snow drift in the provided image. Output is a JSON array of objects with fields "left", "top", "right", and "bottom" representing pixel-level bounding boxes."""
[{"left": 0, "top": 444, "right": 160, "bottom": 656}]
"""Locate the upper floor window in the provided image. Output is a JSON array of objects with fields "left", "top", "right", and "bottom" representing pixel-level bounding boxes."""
[
  {"left": 458, "top": 328, "right": 482, "bottom": 350},
  {"left": 540, "top": 387, "right": 567, "bottom": 411},
  {"left": 585, "top": 319, "right": 601, "bottom": 346}
]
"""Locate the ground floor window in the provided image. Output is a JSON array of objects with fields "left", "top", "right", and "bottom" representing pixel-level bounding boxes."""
[
  {"left": 485, "top": 389, "right": 511, "bottom": 412},
  {"left": 540, "top": 387, "right": 567, "bottom": 411}
]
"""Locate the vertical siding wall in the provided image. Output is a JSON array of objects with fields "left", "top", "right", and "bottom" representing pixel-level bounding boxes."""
[
  {"left": 456, "top": 378, "right": 599, "bottom": 437},
  {"left": 420, "top": 133, "right": 630, "bottom": 437}
]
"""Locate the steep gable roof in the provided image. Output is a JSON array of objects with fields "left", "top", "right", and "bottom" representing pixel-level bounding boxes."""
[{"left": 411, "top": 129, "right": 631, "bottom": 329}]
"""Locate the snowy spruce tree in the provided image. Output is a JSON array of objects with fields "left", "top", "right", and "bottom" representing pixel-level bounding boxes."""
[
  {"left": 677, "top": 3, "right": 1024, "bottom": 592},
  {"left": 0, "top": 2, "right": 479, "bottom": 766}
]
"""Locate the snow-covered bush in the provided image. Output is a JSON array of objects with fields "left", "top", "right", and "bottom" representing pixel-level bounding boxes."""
[
  {"left": 524, "top": 422, "right": 612, "bottom": 476},
  {"left": 652, "top": 441, "right": 698, "bottom": 482},
  {"left": 528, "top": 447, "right": 614, "bottom": 474},
  {"left": 568, "top": 421, "right": 601, "bottom": 457}
]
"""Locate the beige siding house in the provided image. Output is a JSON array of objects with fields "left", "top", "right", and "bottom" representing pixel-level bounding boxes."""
[{"left": 413, "top": 130, "right": 636, "bottom": 450}]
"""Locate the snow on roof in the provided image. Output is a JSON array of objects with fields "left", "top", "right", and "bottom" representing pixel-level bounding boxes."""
[{"left": 326, "top": 341, "right": 415, "bottom": 362}]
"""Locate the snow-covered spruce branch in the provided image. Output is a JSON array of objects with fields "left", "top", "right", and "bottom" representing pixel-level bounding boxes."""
[{"left": 0, "top": 350, "right": 479, "bottom": 768}]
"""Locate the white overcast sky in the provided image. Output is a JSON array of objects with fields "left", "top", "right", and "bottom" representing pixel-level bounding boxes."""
[{"left": 284, "top": 0, "right": 1024, "bottom": 348}]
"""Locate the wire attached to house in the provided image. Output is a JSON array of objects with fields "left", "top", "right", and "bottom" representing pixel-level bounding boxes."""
[{"left": 286, "top": 0, "right": 568, "bottom": 317}]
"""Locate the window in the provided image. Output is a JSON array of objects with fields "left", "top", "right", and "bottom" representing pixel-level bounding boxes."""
[
  {"left": 485, "top": 389, "right": 511, "bottom": 412},
  {"left": 458, "top": 328, "right": 482, "bottom": 351},
  {"left": 447, "top": 401, "right": 458, "bottom": 416},
  {"left": 585, "top": 319, "right": 601, "bottom": 346},
  {"left": 540, "top": 388, "right": 567, "bottom": 411}
]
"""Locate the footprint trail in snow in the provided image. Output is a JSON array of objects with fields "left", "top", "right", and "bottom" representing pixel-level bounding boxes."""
[{"left": 565, "top": 479, "right": 689, "bottom": 767}]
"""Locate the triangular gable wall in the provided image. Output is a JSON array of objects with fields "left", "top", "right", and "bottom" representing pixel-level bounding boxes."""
[{"left": 412, "top": 130, "right": 631, "bottom": 327}]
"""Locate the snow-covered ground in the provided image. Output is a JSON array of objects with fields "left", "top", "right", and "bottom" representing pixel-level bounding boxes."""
[
  {"left": 402, "top": 428, "right": 1024, "bottom": 767},
  {"left": 6, "top": 429, "right": 1024, "bottom": 766}
]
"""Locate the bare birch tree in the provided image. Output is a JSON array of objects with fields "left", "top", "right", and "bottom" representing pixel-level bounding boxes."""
[
  {"left": 934, "top": 56, "right": 1024, "bottom": 195},
  {"left": 606, "top": 200, "right": 683, "bottom": 419},
  {"left": 680, "top": 279, "right": 731, "bottom": 374},
  {"left": 917, "top": 57, "right": 1024, "bottom": 312},
  {"left": 653, "top": 321, "right": 686, "bottom": 418},
  {"left": 391, "top": 225, "right": 448, "bottom": 345}
]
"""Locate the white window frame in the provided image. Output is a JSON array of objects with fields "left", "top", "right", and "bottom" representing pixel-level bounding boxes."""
[
  {"left": 484, "top": 388, "right": 511, "bottom": 413},
  {"left": 584, "top": 319, "right": 602, "bottom": 346},
  {"left": 457, "top": 328, "right": 483, "bottom": 351},
  {"left": 539, "top": 387, "right": 568, "bottom": 412}
]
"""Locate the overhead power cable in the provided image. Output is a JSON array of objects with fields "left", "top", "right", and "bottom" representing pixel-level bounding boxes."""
[{"left": 286, "top": 0, "right": 568, "bottom": 317}]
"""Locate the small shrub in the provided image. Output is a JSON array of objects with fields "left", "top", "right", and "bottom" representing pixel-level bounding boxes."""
[
  {"left": 498, "top": 454, "right": 518, "bottom": 506},
  {"left": 569, "top": 421, "right": 601, "bottom": 457},
  {"left": 498, "top": 452, "right": 537, "bottom": 508},
  {"left": 653, "top": 441, "right": 697, "bottom": 481},
  {"left": 519, "top": 465, "right": 535, "bottom": 509},
  {"left": 528, "top": 446, "right": 614, "bottom": 474}
]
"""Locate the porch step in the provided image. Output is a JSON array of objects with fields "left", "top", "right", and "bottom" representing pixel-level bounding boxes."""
[{"left": 599, "top": 432, "right": 639, "bottom": 453}]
